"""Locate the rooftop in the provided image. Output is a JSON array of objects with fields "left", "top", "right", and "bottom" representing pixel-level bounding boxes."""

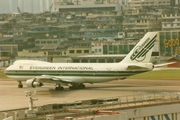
[{"left": 72, "top": 54, "right": 127, "bottom": 58}]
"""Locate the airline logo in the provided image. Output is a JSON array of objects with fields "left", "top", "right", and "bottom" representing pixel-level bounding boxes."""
[{"left": 130, "top": 35, "right": 157, "bottom": 62}]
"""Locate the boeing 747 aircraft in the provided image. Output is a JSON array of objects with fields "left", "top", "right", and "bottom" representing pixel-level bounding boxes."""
[{"left": 4, "top": 32, "right": 169, "bottom": 90}]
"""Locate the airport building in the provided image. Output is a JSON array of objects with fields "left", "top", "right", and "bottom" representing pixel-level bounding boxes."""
[
  {"left": 71, "top": 54, "right": 126, "bottom": 63},
  {"left": 102, "top": 40, "right": 137, "bottom": 54},
  {"left": 156, "top": 30, "right": 180, "bottom": 59},
  {"left": 0, "top": 44, "right": 18, "bottom": 57}
]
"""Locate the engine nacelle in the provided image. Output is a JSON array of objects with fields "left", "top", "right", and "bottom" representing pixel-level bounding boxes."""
[{"left": 26, "top": 78, "right": 43, "bottom": 88}]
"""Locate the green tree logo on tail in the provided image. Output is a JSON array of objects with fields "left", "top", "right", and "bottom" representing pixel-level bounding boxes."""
[{"left": 130, "top": 35, "right": 156, "bottom": 62}]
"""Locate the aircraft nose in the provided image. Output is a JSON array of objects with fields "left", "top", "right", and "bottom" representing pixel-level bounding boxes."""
[
  {"left": 4, "top": 65, "right": 13, "bottom": 74},
  {"left": 4, "top": 67, "right": 9, "bottom": 74},
  {"left": 5, "top": 66, "right": 10, "bottom": 70}
]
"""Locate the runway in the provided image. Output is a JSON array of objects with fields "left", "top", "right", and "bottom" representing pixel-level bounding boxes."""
[{"left": 1, "top": 78, "right": 180, "bottom": 111}]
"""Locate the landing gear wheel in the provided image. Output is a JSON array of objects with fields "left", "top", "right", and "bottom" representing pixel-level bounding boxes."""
[
  {"left": 39, "top": 83, "right": 44, "bottom": 87},
  {"left": 55, "top": 85, "right": 64, "bottom": 91},
  {"left": 69, "top": 84, "right": 85, "bottom": 90},
  {"left": 69, "top": 86, "right": 73, "bottom": 90},
  {"left": 79, "top": 84, "right": 85, "bottom": 89},
  {"left": 18, "top": 81, "right": 23, "bottom": 88},
  {"left": 18, "top": 84, "right": 23, "bottom": 88},
  {"left": 55, "top": 87, "right": 64, "bottom": 90},
  {"left": 69, "top": 85, "right": 77, "bottom": 90}
]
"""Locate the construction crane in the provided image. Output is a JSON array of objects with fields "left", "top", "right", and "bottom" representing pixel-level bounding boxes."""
[
  {"left": 49, "top": 3, "right": 53, "bottom": 12},
  {"left": 17, "top": 7, "right": 21, "bottom": 13}
]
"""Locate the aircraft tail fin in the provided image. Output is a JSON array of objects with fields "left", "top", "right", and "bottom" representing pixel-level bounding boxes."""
[{"left": 121, "top": 32, "right": 157, "bottom": 63}]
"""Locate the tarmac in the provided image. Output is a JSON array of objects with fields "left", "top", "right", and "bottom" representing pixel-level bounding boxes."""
[{"left": 1, "top": 78, "right": 180, "bottom": 111}]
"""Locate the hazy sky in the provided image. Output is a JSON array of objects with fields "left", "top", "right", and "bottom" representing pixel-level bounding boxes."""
[{"left": 0, "top": 0, "right": 53, "bottom": 14}]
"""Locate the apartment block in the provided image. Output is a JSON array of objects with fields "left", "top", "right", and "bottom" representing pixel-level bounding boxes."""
[
  {"left": 162, "top": 14, "right": 180, "bottom": 31},
  {"left": 0, "top": 44, "right": 18, "bottom": 57},
  {"left": 122, "top": 9, "right": 162, "bottom": 38},
  {"left": 127, "top": 0, "right": 171, "bottom": 9}
]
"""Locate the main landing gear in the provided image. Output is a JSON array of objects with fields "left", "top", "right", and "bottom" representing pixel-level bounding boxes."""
[
  {"left": 69, "top": 83, "right": 85, "bottom": 90},
  {"left": 18, "top": 81, "right": 23, "bottom": 88},
  {"left": 55, "top": 84, "right": 64, "bottom": 90},
  {"left": 55, "top": 83, "right": 85, "bottom": 90}
]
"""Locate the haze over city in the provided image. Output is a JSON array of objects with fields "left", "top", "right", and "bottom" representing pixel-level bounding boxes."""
[{"left": 0, "top": 0, "right": 53, "bottom": 14}]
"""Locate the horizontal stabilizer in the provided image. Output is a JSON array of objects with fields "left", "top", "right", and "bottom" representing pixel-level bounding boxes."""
[
  {"left": 154, "top": 62, "right": 176, "bottom": 68},
  {"left": 126, "top": 65, "right": 149, "bottom": 71}
]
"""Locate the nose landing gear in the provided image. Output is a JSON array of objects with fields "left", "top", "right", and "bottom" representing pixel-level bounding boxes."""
[{"left": 18, "top": 81, "right": 23, "bottom": 88}]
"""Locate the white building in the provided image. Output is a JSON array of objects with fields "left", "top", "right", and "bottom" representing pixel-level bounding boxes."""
[
  {"left": 127, "top": 0, "right": 171, "bottom": 9},
  {"left": 91, "top": 41, "right": 103, "bottom": 55},
  {"left": 0, "top": 0, "right": 53, "bottom": 14},
  {"left": 162, "top": 14, "right": 180, "bottom": 31}
]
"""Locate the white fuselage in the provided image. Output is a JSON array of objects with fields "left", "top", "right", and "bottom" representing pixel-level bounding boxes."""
[{"left": 5, "top": 60, "right": 153, "bottom": 83}]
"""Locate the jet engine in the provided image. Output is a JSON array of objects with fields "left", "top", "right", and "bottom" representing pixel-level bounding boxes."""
[{"left": 26, "top": 78, "right": 43, "bottom": 88}]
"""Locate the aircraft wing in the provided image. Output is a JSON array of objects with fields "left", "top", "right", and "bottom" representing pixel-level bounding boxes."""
[
  {"left": 154, "top": 62, "right": 176, "bottom": 68},
  {"left": 31, "top": 75, "right": 73, "bottom": 86}
]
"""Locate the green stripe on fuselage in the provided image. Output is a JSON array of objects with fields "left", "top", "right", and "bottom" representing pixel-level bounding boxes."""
[{"left": 5, "top": 70, "right": 147, "bottom": 77}]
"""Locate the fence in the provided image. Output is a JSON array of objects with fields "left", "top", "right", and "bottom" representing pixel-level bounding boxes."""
[{"left": 1, "top": 93, "right": 180, "bottom": 120}]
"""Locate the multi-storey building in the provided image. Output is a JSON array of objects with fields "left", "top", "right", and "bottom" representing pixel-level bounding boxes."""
[
  {"left": 71, "top": 54, "right": 126, "bottom": 63},
  {"left": 91, "top": 41, "right": 103, "bottom": 55},
  {"left": 102, "top": 40, "right": 137, "bottom": 54},
  {"left": 24, "top": 26, "right": 68, "bottom": 38},
  {"left": 122, "top": 9, "right": 162, "bottom": 39},
  {"left": 127, "top": 0, "right": 171, "bottom": 9},
  {"left": 0, "top": 44, "right": 18, "bottom": 57},
  {"left": 17, "top": 40, "right": 92, "bottom": 62},
  {"left": 54, "top": 0, "right": 121, "bottom": 12},
  {"left": 157, "top": 30, "right": 180, "bottom": 58},
  {"left": 35, "top": 38, "right": 66, "bottom": 47},
  {"left": 54, "top": 1, "right": 121, "bottom": 14},
  {"left": 91, "top": 38, "right": 138, "bottom": 55},
  {"left": 162, "top": 14, "right": 180, "bottom": 31}
]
